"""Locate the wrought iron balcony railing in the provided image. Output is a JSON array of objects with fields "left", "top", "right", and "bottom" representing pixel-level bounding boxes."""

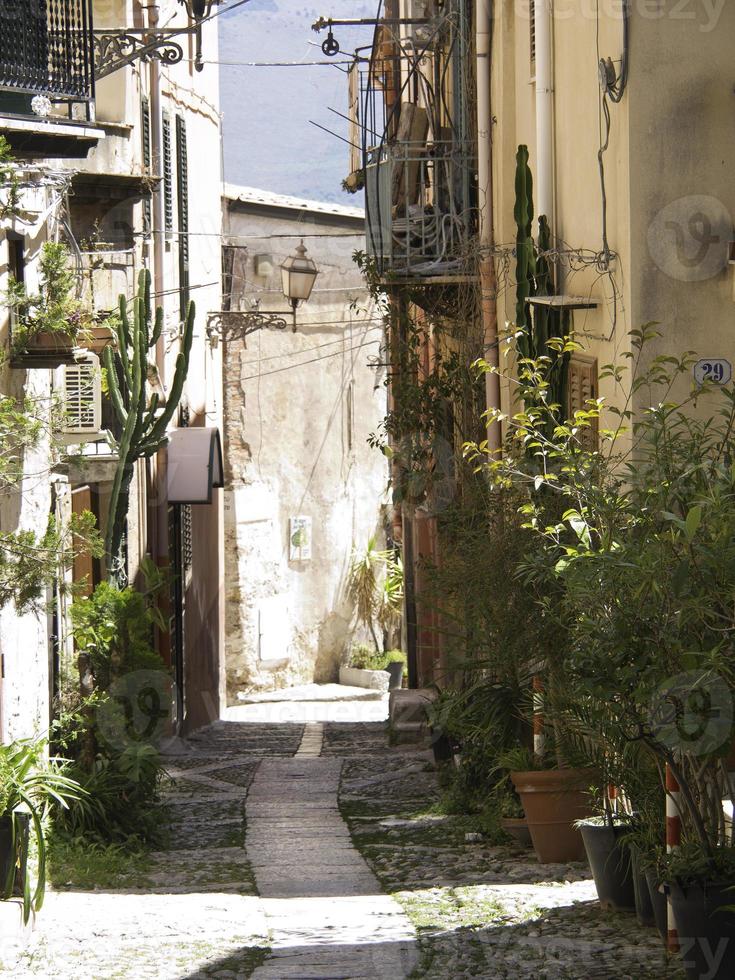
[
  {"left": 366, "top": 141, "right": 477, "bottom": 279},
  {"left": 0, "top": 0, "right": 94, "bottom": 106}
]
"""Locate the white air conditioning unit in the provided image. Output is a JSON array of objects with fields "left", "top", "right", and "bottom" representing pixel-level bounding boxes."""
[{"left": 58, "top": 354, "right": 102, "bottom": 440}]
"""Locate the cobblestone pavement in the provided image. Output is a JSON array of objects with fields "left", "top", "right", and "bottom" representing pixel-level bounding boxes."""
[
  {"left": 0, "top": 723, "right": 300, "bottom": 979},
  {"left": 1, "top": 714, "right": 688, "bottom": 979},
  {"left": 325, "top": 722, "right": 687, "bottom": 980}
]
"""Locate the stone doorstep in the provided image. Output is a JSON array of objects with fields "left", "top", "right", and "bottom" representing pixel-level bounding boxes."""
[
  {"left": 388, "top": 688, "right": 436, "bottom": 743},
  {"left": 0, "top": 899, "right": 35, "bottom": 950}
]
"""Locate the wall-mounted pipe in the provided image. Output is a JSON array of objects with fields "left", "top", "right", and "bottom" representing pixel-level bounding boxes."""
[
  {"left": 476, "top": 0, "right": 500, "bottom": 451},
  {"left": 534, "top": 0, "right": 554, "bottom": 227}
]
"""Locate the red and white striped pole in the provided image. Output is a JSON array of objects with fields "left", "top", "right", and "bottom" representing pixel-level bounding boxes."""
[
  {"left": 533, "top": 675, "right": 545, "bottom": 760},
  {"left": 666, "top": 763, "right": 682, "bottom": 953}
]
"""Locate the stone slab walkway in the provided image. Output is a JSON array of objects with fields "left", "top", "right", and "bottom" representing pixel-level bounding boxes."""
[{"left": 248, "top": 731, "right": 417, "bottom": 979}]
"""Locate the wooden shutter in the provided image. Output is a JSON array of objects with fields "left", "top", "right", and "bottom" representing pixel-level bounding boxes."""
[
  {"left": 162, "top": 111, "right": 174, "bottom": 234},
  {"left": 61, "top": 355, "right": 102, "bottom": 435},
  {"left": 141, "top": 96, "right": 152, "bottom": 237},
  {"left": 530, "top": 3, "right": 536, "bottom": 70},
  {"left": 176, "top": 114, "right": 190, "bottom": 322},
  {"left": 567, "top": 354, "right": 599, "bottom": 450},
  {"left": 72, "top": 485, "right": 97, "bottom": 597}
]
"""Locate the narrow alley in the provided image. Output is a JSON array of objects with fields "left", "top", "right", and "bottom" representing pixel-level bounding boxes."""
[{"left": 3, "top": 698, "right": 681, "bottom": 979}]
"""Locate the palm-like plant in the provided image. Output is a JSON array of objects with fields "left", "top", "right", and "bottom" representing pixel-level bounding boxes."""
[
  {"left": 0, "top": 739, "right": 84, "bottom": 922},
  {"left": 348, "top": 537, "right": 404, "bottom": 652}
]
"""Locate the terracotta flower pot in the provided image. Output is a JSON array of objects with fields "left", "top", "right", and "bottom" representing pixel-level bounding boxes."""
[
  {"left": 510, "top": 768, "right": 593, "bottom": 864},
  {"left": 501, "top": 816, "right": 533, "bottom": 848},
  {"left": 82, "top": 324, "right": 116, "bottom": 354}
]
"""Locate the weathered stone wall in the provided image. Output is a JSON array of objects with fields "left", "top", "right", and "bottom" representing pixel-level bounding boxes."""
[{"left": 222, "top": 190, "right": 388, "bottom": 697}]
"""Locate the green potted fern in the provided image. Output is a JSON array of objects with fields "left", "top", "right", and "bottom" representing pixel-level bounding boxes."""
[{"left": 0, "top": 738, "right": 83, "bottom": 922}]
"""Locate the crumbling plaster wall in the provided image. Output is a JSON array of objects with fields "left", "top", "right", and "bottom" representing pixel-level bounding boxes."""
[{"left": 222, "top": 194, "right": 387, "bottom": 697}]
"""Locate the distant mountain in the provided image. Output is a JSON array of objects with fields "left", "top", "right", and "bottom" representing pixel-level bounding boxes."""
[{"left": 219, "top": 0, "right": 375, "bottom": 204}]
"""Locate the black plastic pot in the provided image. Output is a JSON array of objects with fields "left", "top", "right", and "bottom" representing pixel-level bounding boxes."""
[
  {"left": 580, "top": 822, "right": 636, "bottom": 912},
  {"left": 386, "top": 662, "right": 404, "bottom": 690},
  {"left": 630, "top": 846, "right": 656, "bottom": 928},
  {"left": 645, "top": 870, "right": 668, "bottom": 942},
  {"left": 0, "top": 812, "right": 30, "bottom": 898},
  {"left": 667, "top": 879, "right": 735, "bottom": 980},
  {"left": 430, "top": 728, "right": 455, "bottom": 765}
]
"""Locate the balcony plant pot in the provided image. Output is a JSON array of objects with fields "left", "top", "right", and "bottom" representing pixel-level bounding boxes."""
[
  {"left": 665, "top": 878, "right": 735, "bottom": 980},
  {"left": 645, "top": 870, "right": 668, "bottom": 942},
  {"left": 386, "top": 661, "right": 404, "bottom": 690},
  {"left": 82, "top": 324, "right": 116, "bottom": 354},
  {"left": 510, "top": 769, "right": 592, "bottom": 864},
  {"left": 0, "top": 812, "right": 30, "bottom": 899},
  {"left": 579, "top": 821, "right": 636, "bottom": 911},
  {"left": 11, "top": 330, "right": 81, "bottom": 368},
  {"left": 630, "top": 846, "right": 656, "bottom": 928},
  {"left": 501, "top": 817, "right": 533, "bottom": 848}
]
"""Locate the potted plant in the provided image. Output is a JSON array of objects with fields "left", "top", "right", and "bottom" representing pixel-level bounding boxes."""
[
  {"left": 339, "top": 643, "right": 391, "bottom": 691},
  {"left": 384, "top": 650, "right": 407, "bottom": 690},
  {"left": 7, "top": 241, "right": 115, "bottom": 368},
  {"left": 346, "top": 536, "right": 403, "bottom": 662},
  {"left": 0, "top": 738, "right": 83, "bottom": 922}
]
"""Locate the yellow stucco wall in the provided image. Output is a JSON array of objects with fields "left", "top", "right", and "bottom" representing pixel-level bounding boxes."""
[{"left": 492, "top": 0, "right": 734, "bottom": 426}]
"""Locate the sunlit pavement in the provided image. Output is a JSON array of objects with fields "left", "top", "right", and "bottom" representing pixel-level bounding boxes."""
[{"left": 0, "top": 690, "right": 683, "bottom": 979}]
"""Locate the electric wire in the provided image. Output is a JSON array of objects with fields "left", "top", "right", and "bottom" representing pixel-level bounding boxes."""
[{"left": 238, "top": 338, "right": 381, "bottom": 382}]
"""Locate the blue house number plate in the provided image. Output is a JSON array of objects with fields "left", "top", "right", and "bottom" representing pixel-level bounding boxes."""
[{"left": 693, "top": 359, "right": 732, "bottom": 386}]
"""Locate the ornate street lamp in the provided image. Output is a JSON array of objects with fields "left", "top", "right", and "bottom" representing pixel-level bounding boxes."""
[
  {"left": 179, "top": 0, "right": 223, "bottom": 71},
  {"left": 207, "top": 242, "right": 320, "bottom": 342},
  {"left": 280, "top": 241, "right": 319, "bottom": 312}
]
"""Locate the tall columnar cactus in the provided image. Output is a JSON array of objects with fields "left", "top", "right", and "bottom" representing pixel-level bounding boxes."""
[
  {"left": 514, "top": 144, "right": 535, "bottom": 333},
  {"left": 513, "top": 145, "right": 570, "bottom": 417},
  {"left": 103, "top": 270, "right": 194, "bottom": 581}
]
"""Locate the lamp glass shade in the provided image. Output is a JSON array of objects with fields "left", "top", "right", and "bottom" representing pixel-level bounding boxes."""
[
  {"left": 280, "top": 241, "right": 318, "bottom": 304},
  {"left": 182, "top": 0, "right": 218, "bottom": 20}
]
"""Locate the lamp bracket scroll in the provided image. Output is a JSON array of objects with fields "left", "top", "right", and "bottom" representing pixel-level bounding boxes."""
[
  {"left": 206, "top": 311, "right": 290, "bottom": 347},
  {"left": 93, "top": 1, "right": 223, "bottom": 79},
  {"left": 93, "top": 31, "right": 187, "bottom": 80}
]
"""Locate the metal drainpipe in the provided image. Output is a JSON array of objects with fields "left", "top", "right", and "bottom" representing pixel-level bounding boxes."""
[
  {"left": 147, "top": 4, "right": 168, "bottom": 577},
  {"left": 147, "top": 2, "right": 165, "bottom": 383},
  {"left": 476, "top": 0, "right": 500, "bottom": 451},
  {"left": 534, "top": 0, "right": 554, "bottom": 227}
]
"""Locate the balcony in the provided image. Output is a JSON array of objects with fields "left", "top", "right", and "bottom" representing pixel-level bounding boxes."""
[
  {"left": 366, "top": 140, "right": 477, "bottom": 280},
  {"left": 0, "top": 0, "right": 101, "bottom": 157},
  {"left": 344, "top": 3, "right": 478, "bottom": 283}
]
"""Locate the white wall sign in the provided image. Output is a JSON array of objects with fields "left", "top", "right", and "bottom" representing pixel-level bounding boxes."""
[
  {"left": 693, "top": 359, "right": 732, "bottom": 386},
  {"left": 289, "top": 516, "right": 312, "bottom": 561}
]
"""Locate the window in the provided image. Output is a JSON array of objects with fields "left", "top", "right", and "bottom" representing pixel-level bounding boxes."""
[
  {"left": 7, "top": 232, "right": 24, "bottom": 332},
  {"left": 567, "top": 354, "right": 599, "bottom": 450}
]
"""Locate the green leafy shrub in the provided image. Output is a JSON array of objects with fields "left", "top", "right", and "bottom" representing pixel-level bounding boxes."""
[
  {"left": 53, "top": 573, "right": 170, "bottom": 845},
  {"left": 470, "top": 325, "right": 735, "bottom": 875}
]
